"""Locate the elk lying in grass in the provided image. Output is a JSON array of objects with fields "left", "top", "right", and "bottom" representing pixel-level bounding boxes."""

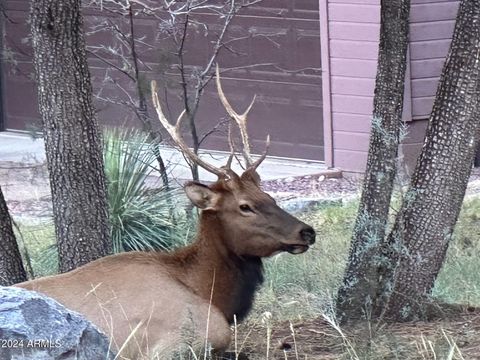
[{"left": 16, "top": 68, "right": 316, "bottom": 359}]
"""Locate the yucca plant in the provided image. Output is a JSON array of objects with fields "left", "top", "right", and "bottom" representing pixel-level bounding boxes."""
[
  {"left": 104, "top": 127, "right": 195, "bottom": 252},
  {"left": 33, "top": 128, "right": 195, "bottom": 276}
]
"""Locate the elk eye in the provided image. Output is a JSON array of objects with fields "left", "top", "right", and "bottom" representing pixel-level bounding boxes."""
[{"left": 239, "top": 204, "right": 254, "bottom": 213}]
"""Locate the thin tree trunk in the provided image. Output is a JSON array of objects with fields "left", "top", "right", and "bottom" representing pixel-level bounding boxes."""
[
  {"left": 378, "top": 0, "right": 480, "bottom": 321},
  {"left": 30, "top": 0, "right": 112, "bottom": 272},
  {"left": 336, "top": 0, "right": 411, "bottom": 320},
  {"left": 127, "top": 4, "right": 169, "bottom": 187},
  {"left": 0, "top": 186, "right": 27, "bottom": 285}
]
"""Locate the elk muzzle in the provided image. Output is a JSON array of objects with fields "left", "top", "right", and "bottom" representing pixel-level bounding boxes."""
[
  {"left": 284, "top": 225, "right": 316, "bottom": 254},
  {"left": 300, "top": 226, "right": 316, "bottom": 244}
]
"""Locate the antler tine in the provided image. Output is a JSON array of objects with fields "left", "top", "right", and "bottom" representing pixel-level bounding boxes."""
[
  {"left": 224, "top": 123, "right": 235, "bottom": 170},
  {"left": 249, "top": 134, "right": 271, "bottom": 171},
  {"left": 215, "top": 65, "right": 256, "bottom": 167},
  {"left": 151, "top": 80, "right": 229, "bottom": 179}
]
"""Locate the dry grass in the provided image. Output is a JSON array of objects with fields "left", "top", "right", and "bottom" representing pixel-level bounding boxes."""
[{"left": 234, "top": 310, "right": 480, "bottom": 359}]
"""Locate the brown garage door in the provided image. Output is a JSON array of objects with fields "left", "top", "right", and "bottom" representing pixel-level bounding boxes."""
[{"left": 1, "top": 1, "right": 323, "bottom": 161}]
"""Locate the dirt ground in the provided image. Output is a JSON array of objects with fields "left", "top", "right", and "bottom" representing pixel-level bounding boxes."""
[
  {"left": 0, "top": 159, "right": 363, "bottom": 221},
  {"left": 0, "top": 161, "right": 51, "bottom": 221},
  {"left": 3, "top": 159, "right": 480, "bottom": 221},
  {"left": 235, "top": 309, "right": 480, "bottom": 359}
]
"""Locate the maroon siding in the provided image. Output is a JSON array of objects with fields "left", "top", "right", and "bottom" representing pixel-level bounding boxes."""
[
  {"left": 322, "top": 0, "right": 459, "bottom": 173},
  {"left": 1, "top": 1, "right": 324, "bottom": 161},
  {"left": 321, "top": 0, "right": 380, "bottom": 172},
  {"left": 400, "top": 1, "right": 459, "bottom": 173},
  {"left": 409, "top": 0, "right": 459, "bottom": 119},
  {"left": 2, "top": 1, "right": 36, "bottom": 132}
]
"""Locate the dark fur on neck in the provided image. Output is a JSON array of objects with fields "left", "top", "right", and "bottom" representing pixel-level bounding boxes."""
[
  {"left": 166, "top": 212, "right": 265, "bottom": 324},
  {"left": 227, "top": 255, "right": 264, "bottom": 323},
  {"left": 165, "top": 247, "right": 264, "bottom": 324}
]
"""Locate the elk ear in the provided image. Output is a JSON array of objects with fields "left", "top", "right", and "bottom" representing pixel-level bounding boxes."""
[{"left": 184, "top": 182, "right": 220, "bottom": 210}]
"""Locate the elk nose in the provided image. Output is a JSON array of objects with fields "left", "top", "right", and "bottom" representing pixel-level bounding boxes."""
[{"left": 300, "top": 226, "right": 316, "bottom": 244}]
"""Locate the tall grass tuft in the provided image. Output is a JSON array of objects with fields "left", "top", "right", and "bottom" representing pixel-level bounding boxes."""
[{"left": 104, "top": 128, "right": 194, "bottom": 252}]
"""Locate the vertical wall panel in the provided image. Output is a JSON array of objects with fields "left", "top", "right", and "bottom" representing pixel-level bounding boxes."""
[{"left": 322, "top": 0, "right": 380, "bottom": 173}]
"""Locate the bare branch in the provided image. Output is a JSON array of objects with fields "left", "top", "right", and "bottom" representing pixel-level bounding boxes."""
[
  {"left": 198, "top": 118, "right": 230, "bottom": 147},
  {"left": 87, "top": 49, "right": 135, "bottom": 81}
]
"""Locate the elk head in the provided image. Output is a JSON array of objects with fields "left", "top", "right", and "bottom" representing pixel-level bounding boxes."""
[{"left": 151, "top": 67, "right": 316, "bottom": 258}]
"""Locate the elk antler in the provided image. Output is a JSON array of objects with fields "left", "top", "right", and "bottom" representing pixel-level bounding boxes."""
[
  {"left": 225, "top": 123, "right": 235, "bottom": 170},
  {"left": 215, "top": 65, "right": 270, "bottom": 172},
  {"left": 151, "top": 80, "right": 231, "bottom": 179}
]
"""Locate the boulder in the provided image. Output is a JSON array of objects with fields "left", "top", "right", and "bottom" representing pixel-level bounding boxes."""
[{"left": 0, "top": 286, "right": 115, "bottom": 360}]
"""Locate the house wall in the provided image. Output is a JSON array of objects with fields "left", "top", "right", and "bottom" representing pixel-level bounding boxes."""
[
  {"left": 401, "top": 0, "right": 459, "bottom": 174},
  {"left": 321, "top": 0, "right": 459, "bottom": 173},
  {"left": 410, "top": 0, "right": 459, "bottom": 119},
  {"left": 321, "top": 0, "right": 380, "bottom": 172},
  {"left": 1, "top": 1, "right": 324, "bottom": 161}
]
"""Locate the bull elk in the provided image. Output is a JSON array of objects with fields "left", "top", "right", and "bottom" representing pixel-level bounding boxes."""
[{"left": 16, "top": 67, "right": 316, "bottom": 359}]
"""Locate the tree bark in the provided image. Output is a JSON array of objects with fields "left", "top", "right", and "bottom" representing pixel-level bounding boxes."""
[
  {"left": 336, "top": 0, "right": 411, "bottom": 320},
  {"left": 30, "top": 0, "right": 112, "bottom": 272},
  {"left": 0, "top": 186, "right": 27, "bottom": 285},
  {"left": 378, "top": 0, "right": 480, "bottom": 321}
]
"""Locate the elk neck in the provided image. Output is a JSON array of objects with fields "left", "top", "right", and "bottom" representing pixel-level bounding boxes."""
[{"left": 168, "top": 211, "right": 264, "bottom": 324}]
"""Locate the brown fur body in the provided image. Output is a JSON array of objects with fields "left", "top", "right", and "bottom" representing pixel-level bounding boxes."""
[
  {"left": 17, "top": 240, "right": 249, "bottom": 358},
  {"left": 17, "top": 175, "right": 315, "bottom": 358}
]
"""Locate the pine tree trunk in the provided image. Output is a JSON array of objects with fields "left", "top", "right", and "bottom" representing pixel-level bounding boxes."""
[
  {"left": 336, "top": 0, "right": 410, "bottom": 320},
  {"left": 0, "top": 186, "right": 27, "bottom": 285},
  {"left": 377, "top": 0, "right": 480, "bottom": 321},
  {"left": 30, "top": 0, "right": 112, "bottom": 272}
]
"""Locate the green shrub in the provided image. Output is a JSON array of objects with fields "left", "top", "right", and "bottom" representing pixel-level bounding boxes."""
[
  {"left": 434, "top": 196, "right": 480, "bottom": 305},
  {"left": 103, "top": 128, "right": 195, "bottom": 252},
  {"left": 22, "top": 128, "right": 197, "bottom": 276},
  {"left": 15, "top": 222, "right": 57, "bottom": 277}
]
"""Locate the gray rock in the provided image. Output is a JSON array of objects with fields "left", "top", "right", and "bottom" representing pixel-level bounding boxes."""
[{"left": 0, "top": 286, "right": 115, "bottom": 360}]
